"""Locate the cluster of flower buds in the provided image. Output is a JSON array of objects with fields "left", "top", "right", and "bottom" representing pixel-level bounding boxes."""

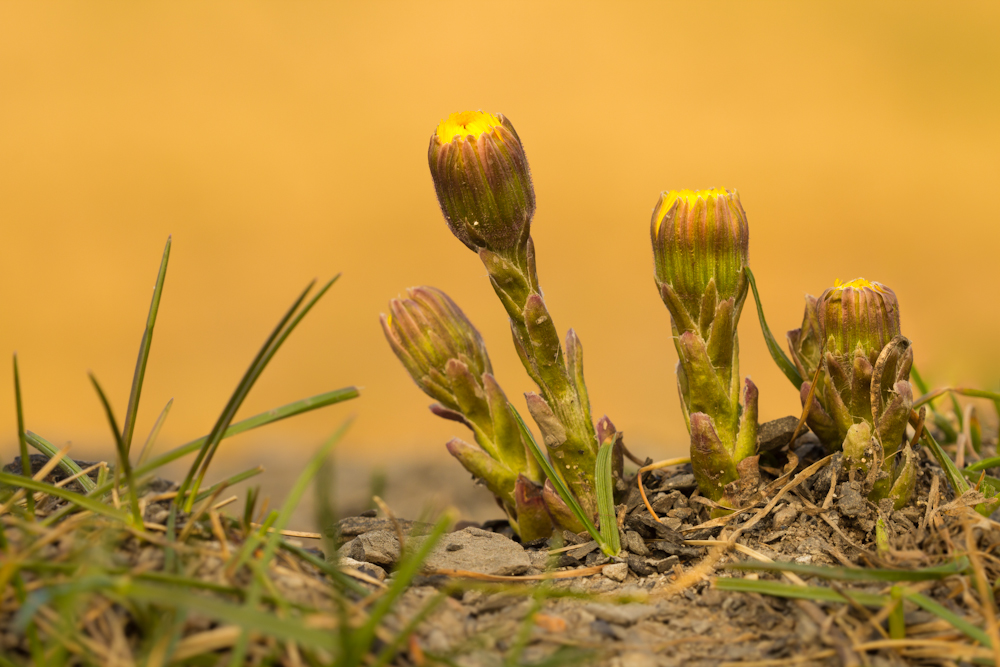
[
  {"left": 650, "top": 189, "right": 758, "bottom": 508},
  {"left": 424, "top": 111, "right": 601, "bottom": 520},
  {"left": 787, "top": 279, "right": 915, "bottom": 509},
  {"left": 381, "top": 287, "right": 554, "bottom": 540}
]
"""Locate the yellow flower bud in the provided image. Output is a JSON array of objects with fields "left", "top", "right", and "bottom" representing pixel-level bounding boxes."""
[{"left": 428, "top": 111, "right": 535, "bottom": 253}]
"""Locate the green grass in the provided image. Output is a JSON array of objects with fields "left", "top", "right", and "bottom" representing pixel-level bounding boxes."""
[{"left": 0, "top": 237, "right": 448, "bottom": 665}]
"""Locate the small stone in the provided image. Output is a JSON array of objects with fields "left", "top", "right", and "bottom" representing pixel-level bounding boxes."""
[
  {"left": 652, "top": 555, "right": 680, "bottom": 573},
  {"left": 586, "top": 551, "right": 612, "bottom": 567},
  {"left": 837, "top": 481, "right": 868, "bottom": 518},
  {"left": 585, "top": 602, "right": 655, "bottom": 626},
  {"left": 412, "top": 527, "right": 530, "bottom": 576},
  {"left": 624, "top": 530, "right": 649, "bottom": 556},
  {"left": 446, "top": 543, "right": 463, "bottom": 552},
  {"left": 666, "top": 507, "right": 693, "bottom": 521},
  {"left": 772, "top": 505, "right": 798, "bottom": 529},
  {"left": 627, "top": 554, "right": 654, "bottom": 577},
  {"left": 345, "top": 530, "right": 400, "bottom": 567},
  {"left": 661, "top": 517, "right": 683, "bottom": 531},
  {"left": 757, "top": 416, "right": 801, "bottom": 452},
  {"left": 602, "top": 562, "right": 628, "bottom": 582},
  {"left": 569, "top": 541, "right": 599, "bottom": 560},
  {"left": 339, "top": 557, "right": 387, "bottom": 581},
  {"left": 658, "top": 473, "right": 696, "bottom": 491}
]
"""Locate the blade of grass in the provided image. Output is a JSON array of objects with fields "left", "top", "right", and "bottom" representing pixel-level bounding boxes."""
[
  {"left": 718, "top": 575, "right": 995, "bottom": 649},
  {"left": 888, "top": 586, "right": 905, "bottom": 640},
  {"left": 595, "top": 441, "right": 620, "bottom": 556},
  {"left": 966, "top": 457, "right": 1000, "bottom": 473},
  {"left": 193, "top": 466, "right": 264, "bottom": 504},
  {"left": 714, "top": 577, "right": 888, "bottom": 607},
  {"left": 278, "top": 540, "right": 368, "bottom": 597},
  {"left": 910, "top": 366, "right": 960, "bottom": 442},
  {"left": 120, "top": 580, "right": 337, "bottom": 650},
  {"left": 0, "top": 472, "right": 128, "bottom": 521},
  {"left": 906, "top": 590, "right": 993, "bottom": 648},
  {"left": 89, "top": 373, "right": 143, "bottom": 526},
  {"left": 745, "top": 267, "right": 803, "bottom": 389},
  {"left": 24, "top": 432, "right": 96, "bottom": 494},
  {"left": 922, "top": 429, "right": 971, "bottom": 496},
  {"left": 137, "top": 398, "right": 173, "bottom": 467},
  {"left": 510, "top": 403, "right": 606, "bottom": 552},
  {"left": 40, "top": 387, "right": 358, "bottom": 526},
  {"left": 184, "top": 275, "right": 340, "bottom": 509},
  {"left": 13, "top": 354, "right": 34, "bottom": 517},
  {"left": 726, "top": 556, "right": 970, "bottom": 581},
  {"left": 913, "top": 385, "right": 1000, "bottom": 409},
  {"left": 179, "top": 280, "right": 316, "bottom": 508},
  {"left": 121, "top": 237, "right": 171, "bottom": 457},
  {"left": 144, "top": 387, "right": 357, "bottom": 484}
]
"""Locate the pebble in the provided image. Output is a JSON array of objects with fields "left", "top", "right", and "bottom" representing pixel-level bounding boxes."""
[
  {"left": 585, "top": 602, "right": 655, "bottom": 626},
  {"left": 602, "top": 562, "right": 629, "bottom": 582},
  {"left": 339, "top": 530, "right": 400, "bottom": 567},
  {"left": 624, "top": 530, "right": 649, "bottom": 556},
  {"left": 772, "top": 505, "right": 798, "bottom": 529},
  {"left": 412, "top": 527, "right": 531, "bottom": 576},
  {"left": 339, "top": 557, "right": 387, "bottom": 581}
]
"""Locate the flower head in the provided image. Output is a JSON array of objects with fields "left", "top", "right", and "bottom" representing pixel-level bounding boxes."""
[
  {"left": 651, "top": 188, "right": 749, "bottom": 320},
  {"left": 428, "top": 111, "right": 535, "bottom": 253},
  {"left": 817, "top": 278, "right": 901, "bottom": 361},
  {"left": 381, "top": 286, "right": 492, "bottom": 410}
]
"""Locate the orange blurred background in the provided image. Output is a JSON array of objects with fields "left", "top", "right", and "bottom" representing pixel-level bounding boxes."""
[{"left": 1, "top": 2, "right": 998, "bottom": 520}]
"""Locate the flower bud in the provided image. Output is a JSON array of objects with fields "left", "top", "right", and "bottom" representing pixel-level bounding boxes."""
[
  {"left": 817, "top": 278, "right": 901, "bottom": 361},
  {"left": 651, "top": 188, "right": 749, "bottom": 320},
  {"left": 428, "top": 111, "right": 535, "bottom": 253},
  {"left": 381, "top": 286, "right": 491, "bottom": 411}
]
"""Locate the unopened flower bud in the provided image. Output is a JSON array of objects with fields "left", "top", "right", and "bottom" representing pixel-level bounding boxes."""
[
  {"left": 651, "top": 188, "right": 749, "bottom": 320},
  {"left": 428, "top": 111, "right": 535, "bottom": 253},
  {"left": 381, "top": 286, "right": 491, "bottom": 410},
  {"left": 817, "top": 278, "right": 901, "bottom": 361}
]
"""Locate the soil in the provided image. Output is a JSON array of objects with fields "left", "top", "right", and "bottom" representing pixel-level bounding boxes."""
[
  {"left": 338, "top": 427, "right": 1000, "bottom": 667},
  {"left": 3, "top": 422, "right": 998, "bottom": 666}
]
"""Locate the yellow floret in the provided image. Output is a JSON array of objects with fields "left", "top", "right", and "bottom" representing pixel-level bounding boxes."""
[
  {"left": 435, "top": 111, "right": 503, "bottom": 144},
  {"left": 654, "top": 188, "right": 733, "bottom": 236}
]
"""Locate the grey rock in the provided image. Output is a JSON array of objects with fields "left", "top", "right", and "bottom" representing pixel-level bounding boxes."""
[
  {"left": 650, "top": 537, "right": 702, "bottom": 559},
  {"left": 626, "top": 512, "right": 677, "bottom": 540},
  {"left": 657, "top": 473, "right": 696, "bottom": 492},
  {"left": 336, "top": 516, "right": 429, "bottom": 538},
  {"left": 584, "top": 602, "right": 655, "bottom": 626},
  {"left": 340, "top": 530, "right": 400, "bottom": 567},
  {"left": 413, "top": 527, "right": 530, "bottom": 576},
  {"left": 758, "top": 416, "right": 801, "bottom": 452},
  {"left": 772, "top": 504, "right": 798, "bottom": 529},
  {"left": 569, "top": 540, "right": 599, "bottom": 560},
  {"left": 602, "top": 562, "right": 628, "bottom": 582},
  {"left": 837, "top": 481, "right": 868, "bottom": 518},
  {"left": 627, "top": 554, "right": 654, "bottom": 577},
  {"left": 561, "top": 529, "right": 588, "bottom": 545},
  {"left": 624, "top": 530, "right": 649, "bottom": 556},
  {"left": 652, "top": 555, "right": 680, "bottom": 573},
  {"left": 585, "top": 551, "right": 612, "bottom": 567},
  {"left": 339, "top": 556, "right": 387, "bottom": 581}
]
